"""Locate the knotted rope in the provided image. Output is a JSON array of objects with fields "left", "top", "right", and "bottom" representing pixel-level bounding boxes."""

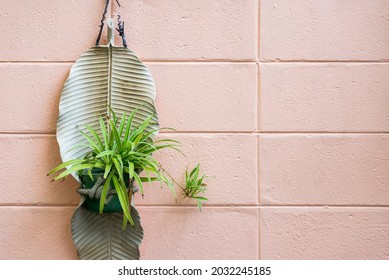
[
  {"left": 77, "top": 177, "right": 138, "bottom": 206},
  {"left": 117, "top": 16, "right": 128, "bottom": 48}
]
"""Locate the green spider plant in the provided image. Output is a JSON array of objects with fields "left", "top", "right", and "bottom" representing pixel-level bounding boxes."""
[
  {"left": 183, "top": 164, "right": 208, "bottom": 211},
  {"left": 48, "top": 109, "right": 179, "bottom": 228}
]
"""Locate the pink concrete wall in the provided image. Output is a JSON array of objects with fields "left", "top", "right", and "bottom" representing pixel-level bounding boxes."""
[{"left": 0, "top": 0, "right": 388, "bottom": 260}]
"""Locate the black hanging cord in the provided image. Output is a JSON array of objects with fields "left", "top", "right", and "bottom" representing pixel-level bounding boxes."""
[
  {"left": 95, "top": 0, "right": 110, "bottom": 46},
  {"left": 117, "top": 15, "right": 128, "bottom": 48},
  {"left": 115, "top": 0, "right": 127, "bottom": 48}
]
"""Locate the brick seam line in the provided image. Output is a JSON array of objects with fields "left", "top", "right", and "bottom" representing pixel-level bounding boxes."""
[
  {"left": 1, "top": 60, "right": 389, "bottom": 63},
  {"left": 1, "top": 205, "right": 389, "bottom": 208},
  {"left": 1, "top": 132, "right": 389, "bottom": 136}
]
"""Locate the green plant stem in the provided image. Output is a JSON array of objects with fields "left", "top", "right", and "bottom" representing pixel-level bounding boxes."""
[{"left": 157, "top": 164, "right": 186, "bottom": 193}]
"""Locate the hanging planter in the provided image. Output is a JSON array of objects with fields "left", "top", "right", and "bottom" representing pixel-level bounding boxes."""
[
  {"left": 79, "top": 168, "right": 130, "bottom": 213},
  {"left": 48, "top": 0, "right": 209, "bottom": 260}
]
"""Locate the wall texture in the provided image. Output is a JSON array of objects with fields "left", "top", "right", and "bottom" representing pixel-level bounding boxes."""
[{"left": 0, "top": 0, "right": 388, "bottom": 260}]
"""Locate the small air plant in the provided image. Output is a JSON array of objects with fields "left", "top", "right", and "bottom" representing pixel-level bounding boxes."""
[
  {"left": 182, "top": 164, "right": 208, "bottom": 211},
  {"left": 157, "top": 163, "right": 209, "bottom": 211}
]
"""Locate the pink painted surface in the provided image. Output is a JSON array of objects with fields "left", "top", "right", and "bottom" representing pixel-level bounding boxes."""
[
  {"left": 0, "top": 64, "right": 69, "bottom": 133},
  {"left": 260, "top": 0, "right": 389, "bottom": 61},
  {"left": 0, "top": 0, "right": 109, "bottom": 61},
  {"left": 116, "top": 0, "right": 258, "bottom": 61},
  {"left": 152, "top": 63, "right": 257, "bottom": 132},
  {"left": 140, "top": 208, "right": 258, "bottom": 260},
  {"left": 260, "top": 135, "right": 389, "bottom": 206},
  {"left": 260, "top": 208, "right": 389, "bottom": 259},
  {"left": 0, "top": 0, "right": 388, "bottom": 260},
  {"left": 0, "top": 207, "right": 78, "bottom": 260},
  {"left": 0, "top": 136, "right": 79, "bottom": 205},
  {"left": 260, "top": 63, "right": 389, "bottom": 132}
]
